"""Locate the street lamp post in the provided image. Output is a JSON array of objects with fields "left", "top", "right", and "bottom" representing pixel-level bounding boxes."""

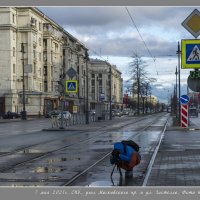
[
  {"left": 175, "top": 66, "right": 178, "bottom": 118},
  {"left": 85, "top": 51, "right": 89, "bottom": 124},
  {"left": 109, "top": 65, "right": 112, "bottom": 120},
  {"left": 58, "top": 80, "right": 65, "bottom": 129},
  {"left": 21, "top": 43, "right": 26, "bottom": 120}
]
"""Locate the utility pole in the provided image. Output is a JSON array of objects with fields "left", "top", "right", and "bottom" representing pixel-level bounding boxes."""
[
  {"left": 137, "top": 61, "right": 140, "bottom": 115},
  {"left": 21, "top": 43, "right": 26, "bottom": 120}
]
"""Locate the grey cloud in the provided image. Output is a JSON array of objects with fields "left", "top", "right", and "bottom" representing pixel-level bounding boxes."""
[
  {"left": 38, "top": 7, "right": 200, "bottom": 58},
  {"left": 39, "top": 7, "right": 127, "bottom": 27}
]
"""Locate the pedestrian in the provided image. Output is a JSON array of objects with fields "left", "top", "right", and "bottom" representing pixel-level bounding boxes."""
[{"left": 110, "top": 140, "right": 141, "bottom": 178}]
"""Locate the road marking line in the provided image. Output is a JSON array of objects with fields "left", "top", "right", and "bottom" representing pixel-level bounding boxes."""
[{"left": 142, "top": 119, "right": 168, "bottom": 186}]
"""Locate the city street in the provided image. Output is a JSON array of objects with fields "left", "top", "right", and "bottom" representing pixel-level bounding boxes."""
[{"left": 0, "top": 113, "right": 169, "bottom": 186}]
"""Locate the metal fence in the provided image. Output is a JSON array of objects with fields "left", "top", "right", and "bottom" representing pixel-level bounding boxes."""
[{"left": 51, "top": 113, "right": 97, "bottom": 128}]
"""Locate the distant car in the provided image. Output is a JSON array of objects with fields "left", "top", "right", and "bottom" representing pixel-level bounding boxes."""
[
  {"left": 57, "top": 111, "right": 72, "bottom": 120},
  {"left": 112, "top": 109, "right": 122, "bottom": 117},
  {"left": 122, "top": 109, "right": 131, "bottom": 115},
  {"left": 189, "top": 108, "right": 198, "bottom": 117}
]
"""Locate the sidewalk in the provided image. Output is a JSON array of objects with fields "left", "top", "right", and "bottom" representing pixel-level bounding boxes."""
[{"left": 147, "top": 120, "right": 200, "bottom": 186}]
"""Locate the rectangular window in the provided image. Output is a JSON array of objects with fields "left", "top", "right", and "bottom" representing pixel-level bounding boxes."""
[
  {"left": 40, "top": 83, "right": 42, "bottom": 91},
  {"left": 44, "top": 66, "right": 47, "bottom": 76},
  {"left": 12, "top": 14, "right": 15, "bottom": 23},
  {"left": 44, "top": 81, "right": 47, "bottom": 92},
  {"left": 33, "top": 49, "right": 36, "bottom": 58},
  {"left": 43, "top": 39, "right": 47, "bottom": 49},
  {"left": 13, "top": 64, "right": 15, "bottom": 73},
  {"left": 55, "top": 43, "right": 58, "bottom": 51},
  {"left": 99, "top": 79, "right": 102, "bottom": 86},
  {"left": 99, "top": 87, "right": 103, "bottom": 93},
  {"left": 92, "top": 80, "right": 95, "bottom": 86},
  {"left": 34, "top": 63, "right": 36, "bottom": 74},
  {"left": 13, "top": 47, "right": 15, "bottom": 57},
  {"left": 39, "top": 53, "right": 41, "bottom": 61}
]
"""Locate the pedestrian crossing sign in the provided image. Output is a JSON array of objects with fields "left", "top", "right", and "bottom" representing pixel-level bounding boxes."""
[
  {"left": 66, "top": 80, "right": 78, "bottom": 93},
  {"left": 181, "top": 39, "right": 200, "bottom": 69}
]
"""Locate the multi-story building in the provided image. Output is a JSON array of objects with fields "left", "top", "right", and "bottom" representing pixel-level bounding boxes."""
[
  {"left": 111, "top": 65, "right": 123, "bottom": 110},
  {"left": 89, "top": 59, "right": 123, "bottom": 118},
  {"left": 0, "top": 7, "right": 123, "bottom": 117},
  {"left": 0, "top": 7, "right": 88, "bottom": 116}
]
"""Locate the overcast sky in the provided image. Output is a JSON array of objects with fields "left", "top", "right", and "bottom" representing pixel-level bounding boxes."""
[{"left": 39, "top": 7, "right": 200, "bottom": 103}]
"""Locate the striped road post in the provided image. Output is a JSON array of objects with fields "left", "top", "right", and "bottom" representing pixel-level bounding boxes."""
[
  {"left": 180, "top": 94, "right": 190, "bottom": 129},
  {"left": 181, "top": 104, "right": 188, "bottom": 128}
]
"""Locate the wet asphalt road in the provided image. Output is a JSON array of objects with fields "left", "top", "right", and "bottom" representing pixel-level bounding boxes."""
[{"left": 0, "top": 113, "right": 169, "bottom": 186}]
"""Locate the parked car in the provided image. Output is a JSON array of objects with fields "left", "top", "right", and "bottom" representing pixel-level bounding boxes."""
[
  {"left": 2, "top": 112, "right": 20, "bottom": 119},
  {"left": 57, "top": 111, "right": 72, "bottom": 120}
]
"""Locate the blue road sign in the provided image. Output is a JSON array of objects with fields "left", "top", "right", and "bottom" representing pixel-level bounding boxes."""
[
  {"left": 100, "top": 93, "right": 105, "bottom": 101},
  {"left": 186, "top": 44, "right": 200, "bottom": 64},
  {"left": 181, "top": 40, "right": 200, "bottom": 69},
  {"left": 180, "top": 95, "right": 190, "bottom": 104},
  {"left": 66, "top": 80, "right": 78, "bottom": 93}
]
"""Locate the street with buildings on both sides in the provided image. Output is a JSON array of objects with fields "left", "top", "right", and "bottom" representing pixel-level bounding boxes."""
[{"left": 1, "top": 7, "right": 200, "bottom": 187}]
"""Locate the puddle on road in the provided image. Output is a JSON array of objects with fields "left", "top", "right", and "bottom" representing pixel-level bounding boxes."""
[
  {"left": 18, "top": 149, "right": 43, "bottom": 154},
  {"left": 34, "top": 166, "right": 65, "bottom": 173},
  {"left": 94, "top": 140, "right": 113, "bottom": 144},
  {"left": 46, "top": 157, "right": 81, "bottom": 164}
]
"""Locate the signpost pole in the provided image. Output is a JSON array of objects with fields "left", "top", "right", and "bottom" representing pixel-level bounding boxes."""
[
  {"left": 177, "top": 42, "right": 181, "bottom": 123},
  {"left": 21, "top": 43, "right": 27, "bottom": 120},
  {"left": 175, "top": 66, "right": 178, "bottom": 118}
]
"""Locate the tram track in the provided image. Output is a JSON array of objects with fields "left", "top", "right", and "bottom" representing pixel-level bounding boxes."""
[
  {"left": 0, "top": 113, "right": 169, "bottom": 187},
  {"left": 62, "top": 114, "right": 169, "bottom": 186},
  {"left": 0, "top": 115, "right": 157, "bottom": 173}
]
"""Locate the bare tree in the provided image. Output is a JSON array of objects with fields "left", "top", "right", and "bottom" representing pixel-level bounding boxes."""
[{"left": 128, "top": 52, "right": 156, "bottom": 114}]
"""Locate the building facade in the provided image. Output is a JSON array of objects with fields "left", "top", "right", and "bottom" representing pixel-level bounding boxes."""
[
  {"left": 89, "top": 59, "right": 123, "bottom": 118},
  {"left": 0, "top": 7, "right": 123, "bottom": 117}
]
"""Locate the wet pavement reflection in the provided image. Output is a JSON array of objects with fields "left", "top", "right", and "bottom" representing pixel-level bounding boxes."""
[{"left": 0, "top": 114, "right": 168, "bottom": 186}]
